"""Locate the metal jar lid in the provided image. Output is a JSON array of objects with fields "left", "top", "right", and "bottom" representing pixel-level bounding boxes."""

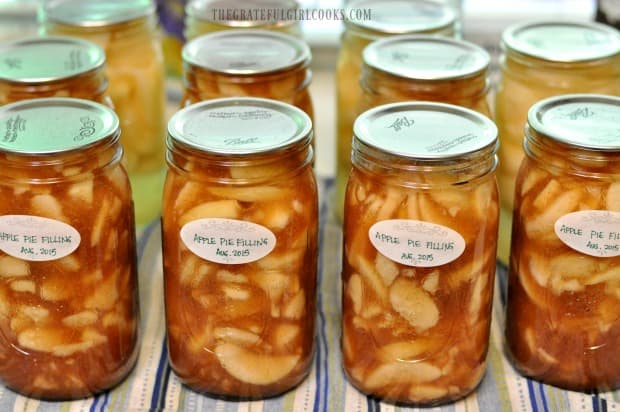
[
  {"left": 185, "top": 0, "right": 298, "bottom": 27},
  {"left": 363, "top": 35, "right": 489, "bottom": 80},
  {"left": 0, "top": 97, "right": 119, "bottom": 155},
  {"left": 345, "top": 0, "right": 456, "bottom": 35},
  {"left": 167, "top": 97, "right": 312, "bottom": 155},
  {"left": 502, "top": 20, "right": 620, "bottom": 62},
  {"left": 0, "top": 36, "right": 105, "bottom": 84},
  {"left": 527, "top": 94, "right": 620, "bottom": 151},
  {"left": 44, "top": 0, "right": 156, "bottom": 27},
  {"left": 353, "top": 101, "right": 497, "bottom": 160},
  {"left": 182, "top": 29, "right": 310, "bottom": 75}
]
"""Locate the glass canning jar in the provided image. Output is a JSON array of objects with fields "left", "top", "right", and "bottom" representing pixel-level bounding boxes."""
[
  {"left": 0, "top": 97, "right": 139, "bottom": 400},
  {"left": 494, "top": 21, "right": 620, "bottom": 263},
  {"left": 181, "top": 29, "right": 314, "bottom": 132},
  {"left": 359, "top": 35, "right": 491, "bottom": 119},
  {"left": 335, "top": 0, "right": 457, "bottom": 222},
  {"left": 162, "top": 97, "right": 318, "bottom": 398},
  {"left": 0, "top": 36, "right": 111, "bottom": 107},
  {"left": 342, "top": 102, "right": 499, "bottom": 405},
  {"left": 43, "top": 0, "right": 168, "bottom": 226},
  {"left": 184, "top": 0, "right": 302, "bottom": 40},
  {"left": 505, "top": 94, "right": 620, "bottom": 391}
]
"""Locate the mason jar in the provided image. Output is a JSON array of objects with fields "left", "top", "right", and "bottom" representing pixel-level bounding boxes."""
[
  {"left": 184, "top": 0, "right": 302, "bottom": 40},
  {"left": 335, "top": 0, "right": 457, "bottom": 221},
  {"left": 0, "top": 97, "right": 139, "bottom": 400},
  {"left": 181, "top": 29, "right": 314, "bottom": 130},
  {"left": 162, "top": 97, "right": 318, "bottom": 398},
  {"left": 0, "top": 36, "right": 111, "bottom": 107},
  {"left": 505, "top": 94, "right": 620, "bottom": 391},
  {"left": 44, "top": 0, "right": 168, "bottom": 226},
  {"left": 342, "top": 102, "right": 499, "bottom": 405},
  {"left": 359, "top": 35, "right": 491, "bottom": 116},
  {"left": 494, "top": 20, "right": 620, "bottom": 263},
  {"left": 356, "top": 34, "right": 493, "bottom": 263}
]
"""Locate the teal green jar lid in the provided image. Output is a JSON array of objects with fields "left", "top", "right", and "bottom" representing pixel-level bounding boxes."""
[
  {"left": 502, "top": 20, "right": 620, "bottom": 62},
  {"left": 354, "top": 101, "right": 497, "bottom": 159},
  {"left": 183, "top": 29, "right": 310, "bottom": 75},
  {"left": 167, "top": 97, "right": 312, "bottom": 155},
  {"left": 528, "top": 94, "right": 620, "bottom": 150},
  {"left": 363, "top": 35, "right": 489, "bottom": 80},
  {"left": 186, "top": 0, "right": 298, "bottom": 26},
  {"left": 346, "top": 0, "right": 455, "bottom": 35},
  {"left": 0, "top": 98, "right": 119, "bottom": 155},
  {"left": 44, "top": 0, "right": 155, "bottom": 26},
  {"left": 0, "top": 36, "right": 105, "bottom": 83}
]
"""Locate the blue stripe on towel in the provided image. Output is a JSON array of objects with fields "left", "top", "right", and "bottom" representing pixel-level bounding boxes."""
[
  {"left": 314, "top": 179, "right": 331, "bottom": 412},
  {"left": 149, "top": 338, "right": 170, "bottom": 411}
]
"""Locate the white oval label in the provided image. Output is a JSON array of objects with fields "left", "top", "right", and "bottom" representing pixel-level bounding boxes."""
[
  {"left": 368, "top": 219, "right": 466, "bottom": 267},
  {"left": 181, "top": 218, "right": 277, "bottom": 264},
  {"left": 0, "top": 215, "right": 81, "bottom": 261},
  {"left": 554, "top": 211, "right": 620, "bottom": 258}
]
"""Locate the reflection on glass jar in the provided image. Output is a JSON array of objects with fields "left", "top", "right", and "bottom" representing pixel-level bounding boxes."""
[
  {"left": 0, "top": 36, "right": 112, "bottom": 107},
  {"left": 43, "top": 0, "right": 168, "bottom": 226},
  {"left": 0, "top": 98, "right": 139, "bottom": 400},
  {"left": 342, "top": 102, "right": 499, "bottom": 405},
  {"left": 506, "top": 94, "right": 620, "bottom": 391},
  {"left": 184, "top": 0, "right": 302, "bottom": 40},
  {"left": 181, "top": 29, "right": 314, "bottom": 143},
  {"left": 162, "top": 97, "right": 318, "bottom": 398},
  {"left": 335, "top": 0, "right": 457, "bottom": 222}
]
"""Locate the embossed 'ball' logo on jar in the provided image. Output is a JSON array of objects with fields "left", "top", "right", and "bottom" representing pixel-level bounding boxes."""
[{"left": 73, "top": 116, "right": 96, "bottom": 142}]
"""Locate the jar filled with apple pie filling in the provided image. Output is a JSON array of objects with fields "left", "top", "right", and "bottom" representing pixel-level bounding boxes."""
[
  {"left": 0, "top": 98, "right": 139, "bottom": 400},
  {"left": 359, "top": 35, "right": 492, "bottom": 117},
  {"left": 494, "top": 20, "right": 620, "bottom": 264},
  {"left": 342, "top": 102, "right": 499, "bottom": 405},
  {"left": 335, "top": 0, "right": 457, "bottom": 221},
  {"left": 162, "top": 97, "right": 318, "bottom": 398},
  {"left": 505, "top": 94, "right": 620, "bottom": 391},
  {"left": 181, "top": 29, "right": 314, "bottom": 131},
  {"left": 183, "top": 0, "right": 302, "bottom": 41},
  {"left": 43, "top": 0, "right": 167, "bottom": 226},
  {"left": 0, "top": 36, "right": 112, "bottom": 107}
]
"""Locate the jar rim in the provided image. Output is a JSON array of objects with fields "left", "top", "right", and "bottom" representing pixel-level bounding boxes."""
[
  {"left": 44, "top": 0, "right": 155, "bottom": 27},
  {"left": 362, "top": 34, "right": 489, "bottom": 81},
  {"left": 527, "top": 93, "right": 620, "bottom": 151},
  {"left": 0, "top": 97, "right": 119, "bottom": 155},
  {"left": 344, "top": 0, "right": 456, "bottom": 35},
  {"left": 0, "top": 36, "right": 106, "bottom": 84},
  {"left": 353, "top": 101, "right": 497, "bottom": 161},
  {"left": 185, "top": 0, "right": 298, "bottom": 27},
  {"left": 182, "top": 29, "right": 310, "bottom": 75},
  {"left": 501, "top": 19, "right": 620, "bottom": 63},
  {"left": 167, "top": 97, "right": 312, "bottom": 156}
]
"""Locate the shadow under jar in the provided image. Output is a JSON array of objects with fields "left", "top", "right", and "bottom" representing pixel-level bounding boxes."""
[
  {"left": 342, "top": 102, "right": 499, "bottom": 405},
  {"left": 0, "top": 36, "right": 112, "bottom": 107},
  {"left": 505, "top": 94, "right": 620, "bottom": 391},
  {"left": 0, "top": 97, "right": 139, "bottom": 400},
  {"left": 162, "top": 97, "right": 318, "bottom": 399},
  {"left": 335, "top": 0, "right": 457, "bottom": 222},
  {"left": 180, "top": 29, "right": 314, "bottom": 134}
]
